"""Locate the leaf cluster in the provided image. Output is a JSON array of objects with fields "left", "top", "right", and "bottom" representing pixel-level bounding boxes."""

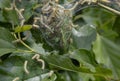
[{"left": 0, "top": 0, "right": 120, "bottom": 81}]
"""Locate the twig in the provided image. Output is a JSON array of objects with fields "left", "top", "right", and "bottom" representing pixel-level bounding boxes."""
[{"left": 98, "top": 3, "right": 120, "bottom": 15}]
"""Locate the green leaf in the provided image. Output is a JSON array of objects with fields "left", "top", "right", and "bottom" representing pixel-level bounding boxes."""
[
  {"left": 70, "top": 49, "right": 112, "bottom": 77},
  {"left": 2, "top": 9, "right": 19, "bottom": 24},
  {"left": 82, "top": 7, "right": 116, "bottom": 27},
  {"left": 113, "top": 16, "right": 120, "bottom": 35},
  {"left": 24, "top": 72, "right": 57, "bottom": 81},
  {"left": 0, "top": 27, "right": 15, "bottom": 42},
  {"left": 81, "top": 7, "right": 118, "bottom": 40},
  {"left": 0, "top": 27, "right": 16, "bottom": 56},
  {"left": 41, "top": 72, "right": 57, "bottom": 81},
  {"left": 44, "top": 54, "right": 92, "bottom": 73},
  {"left": 72, "top": 25, "right": 96, "bottom": 50},
  {"left": 0, "top": 0, "right": 36, "bottom": 24},
  {"left": 0, "top": 56, "right": 24, "bottom": 81},
  {"left": 70, "top": 49, "right": 96, "bottom": 72},
  {"left": 0, "top": 42, "right": 16, "bottom": 56},
  {"left": 0, "top": 54, "right": 44, "bottom": 81},
  {"left": 0, "top": 0, "right": 11, "bottom": 8},
  {"left": 24, "top": 76, "right": 40, "bottom": 81},
  {"left": 15, "top": 25, "right": 32, "bottom": 33},
  {"left": 93, "top": 34, "right": 120, "bottom": 80},
  {"left": 31, "top": 43, "right": 47, "bottom": 54},
  {"left": 57, "top": 72, "right": 81, "bottom": 81},
  {"left": 0, "top": 11, "right": 7, "bottom": 22},
  {"left": 24, "top": 33, "right": 47, "bottom": 54},
  {"left": 44, "top": 54, "right": 111, "bottom": 78}
]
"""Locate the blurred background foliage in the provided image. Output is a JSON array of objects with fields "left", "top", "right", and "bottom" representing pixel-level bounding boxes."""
[{"left": 0, "top": 0, "right": 120, "bottom": 81}]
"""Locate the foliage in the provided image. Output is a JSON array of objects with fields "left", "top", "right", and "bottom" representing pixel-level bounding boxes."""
[{"left": 0, "top": 0, "right": 120, "bottom": 81}]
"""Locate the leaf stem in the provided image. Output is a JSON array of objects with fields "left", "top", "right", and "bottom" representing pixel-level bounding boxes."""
[
  {"left": 19, "top": 39, "right": 35, "bottom": 52},
  {"left": 15, "top": 49, "right": 33, "bottom": 53},
  {"left": 13, "top": 33, "right": 36, "bottom": 53}
]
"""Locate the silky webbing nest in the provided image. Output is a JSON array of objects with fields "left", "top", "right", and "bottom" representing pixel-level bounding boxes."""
[{"left": 33, "top": 0, "right": 79, "bottom": 51}]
